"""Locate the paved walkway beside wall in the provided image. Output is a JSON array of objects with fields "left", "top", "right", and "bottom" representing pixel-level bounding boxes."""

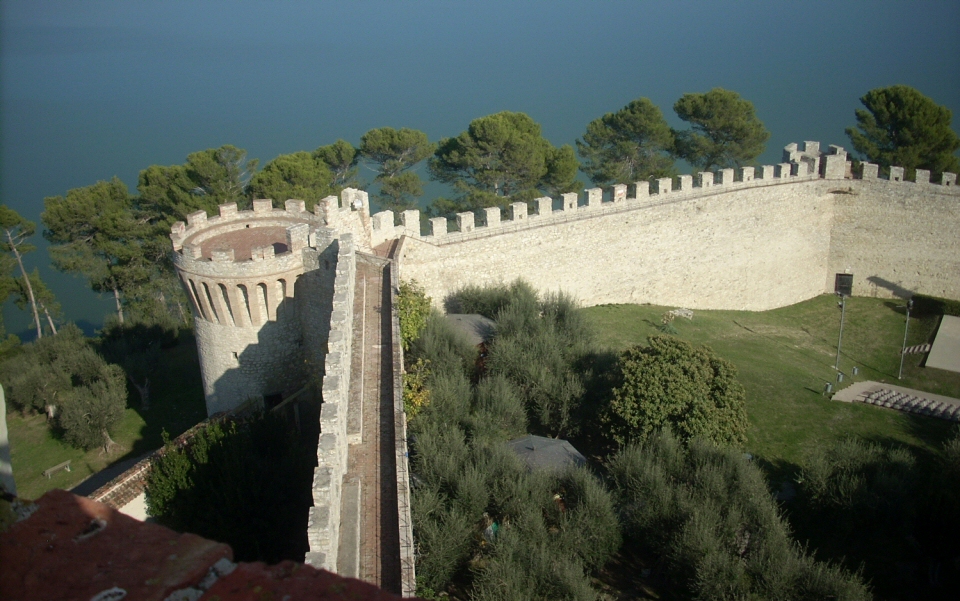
[
  {"left": 338, "top": 256, "right": 401, "bottom": 594},
  {"left": 833, "top": 380, "right": 960, "bottom": 421},
  {"left": 928, "top": 315, "right": 960, "bottom": 373}
]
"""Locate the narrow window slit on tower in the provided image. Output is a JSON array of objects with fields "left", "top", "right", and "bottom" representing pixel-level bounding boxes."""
[
  {"left": 202, "top": 282, "right": 219, "bottom": 323},
  {"left": 218, "top": 283, "right": 235, "bottom": 325},
  {"left": 238, "top": 284, "right": 253, "bottom": 324}
]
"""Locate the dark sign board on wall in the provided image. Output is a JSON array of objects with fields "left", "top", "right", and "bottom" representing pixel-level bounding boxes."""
[{"left": 835, "top": 273, "right": 854, "bottom": 297}]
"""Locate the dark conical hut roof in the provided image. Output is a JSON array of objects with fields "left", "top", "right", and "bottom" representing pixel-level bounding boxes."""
[
  {"left": 506, "top": 435, "right": 586, "bottom": 472},
  {"left": 444, "top": 314, "right": 496, "bottom": 346}
]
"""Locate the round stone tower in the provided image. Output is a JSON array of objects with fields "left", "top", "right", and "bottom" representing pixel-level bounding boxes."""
[{"left": 170, "top": 198, "right": 326, "bottom": 415}]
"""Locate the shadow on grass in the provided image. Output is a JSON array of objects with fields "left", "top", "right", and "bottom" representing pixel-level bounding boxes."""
[
  {"left": 733, "top": 319, "right": 837, "bottom": 372},
  {"left": 71, "top": 331, "right": 207, "bottom": 495}
]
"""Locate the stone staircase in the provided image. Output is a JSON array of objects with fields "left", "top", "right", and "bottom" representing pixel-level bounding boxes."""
[{"left": 858, "top": 388, "right": 960, "bottom": 421}]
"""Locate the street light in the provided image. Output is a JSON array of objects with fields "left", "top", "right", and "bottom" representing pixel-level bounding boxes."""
[
  {"left": 898, "top": 298, "right": 914, "bottom": 380},
  {"left": 835, "top": 292, "right": 846, "bottom": 371}
]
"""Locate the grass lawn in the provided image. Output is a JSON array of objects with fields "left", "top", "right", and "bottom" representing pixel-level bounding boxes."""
[
  {"left": 582, "top": 294, "right": 960, "bottom": 478},
  {"left": 6, "top": 333, "right": 206, "bottom": 500}
]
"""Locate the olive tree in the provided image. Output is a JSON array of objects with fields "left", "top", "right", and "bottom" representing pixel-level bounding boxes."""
[{"left": 604, "top": 335, "right": 747, "bottom": 447}]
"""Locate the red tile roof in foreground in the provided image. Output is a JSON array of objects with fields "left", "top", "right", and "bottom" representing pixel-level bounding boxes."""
[{"left": 0, "top": 489, "right": 411, "bottom": 601}]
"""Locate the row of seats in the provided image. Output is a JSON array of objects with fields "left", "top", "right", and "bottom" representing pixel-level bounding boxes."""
[{"left": 862, "top": 389, "right": 960, "bottom": 421}]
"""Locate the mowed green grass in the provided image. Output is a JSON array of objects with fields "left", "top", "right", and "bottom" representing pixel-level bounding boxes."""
[
  {"left": 7, "top": 335, "right": 207, "bottom": 500},
  {"left": 582, "top": 295, "right": 960, "bottom": 475}
]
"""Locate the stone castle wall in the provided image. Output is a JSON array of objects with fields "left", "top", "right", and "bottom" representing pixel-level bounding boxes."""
[
  {"left": 171, "top": 193, "right": 369, "bottom": 415},
  {"left": 828, "top": 178, "right": 960, "bottom": 300},
  {"left": 305, "top": 235, "right": 358, "bottom": 572},
  {"left": 394, "top": 145, "right": 959, "bottom": 311}
]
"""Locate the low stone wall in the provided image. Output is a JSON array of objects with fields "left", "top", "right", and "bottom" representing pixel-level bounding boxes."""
[
  {"left": 86, "top": 413, "right": 234, "bottom": 510},
  {"left": 305, "top": 234, "right": 357, "bottom": 571},
  {"left": 387, "top": 262, "right": 416, "bottom": 596}
]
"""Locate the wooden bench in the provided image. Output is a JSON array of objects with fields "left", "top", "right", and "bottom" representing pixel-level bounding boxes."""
[{"left": 42, "top": 460, "right": 72, "bottom": 479}]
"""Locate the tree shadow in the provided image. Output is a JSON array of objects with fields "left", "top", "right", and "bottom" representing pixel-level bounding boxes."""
[{"left": 866, "top": 276, "right": 914, "bottom": 300}]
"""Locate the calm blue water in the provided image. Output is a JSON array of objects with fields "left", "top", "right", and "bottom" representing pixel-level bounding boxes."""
[{"left": 3, "top": 0, "right": 959, "bottom": 335}]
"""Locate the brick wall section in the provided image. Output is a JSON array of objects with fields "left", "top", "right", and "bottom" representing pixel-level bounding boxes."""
[{"left": 1, "top": 489, "right": 410, "bottom": 601}]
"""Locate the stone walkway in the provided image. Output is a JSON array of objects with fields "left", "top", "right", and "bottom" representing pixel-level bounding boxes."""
[
  {"left": 833, "top": 380, "right": 960, "bottom": 421},
  {"left": 338, "top": 256, "right": 401, "bottom": 594},
  {"left": 928, "top": 315, "right": 960, "bottom": 373}
]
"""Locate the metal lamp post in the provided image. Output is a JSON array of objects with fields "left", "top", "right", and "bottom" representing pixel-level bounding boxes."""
[
  {"left": 898, "top": 299, "right": 914, "bottom": 380},
  {"left": 835, "top": 293, "right": 846, "bottom": 371}
]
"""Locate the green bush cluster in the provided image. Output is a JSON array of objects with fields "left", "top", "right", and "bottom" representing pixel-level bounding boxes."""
[
  {"left": 911, "top": 293, "right": 960, "bottom": 317},
  {"left": 790, "top": 434, "right": 960, "bottom": 596},
  {"left": 408, "top": 289, "right": 618, "bottom": 599},
  {"left": 0, "top": 324, "right": 127, "bottom": 453},
  {"left": 449, "top": 280, "right": 600, "bottom": 438},
  {"left": 604, "top": 335, "right": 748, "bottom": 448},
  {"left": 397, "top": 280, "right": 431, "bottom": 351},
  {"left": 145, "top": 412, "right": 315, "bottom": 563},
  {"left": 609, "top": 431, "right": 871, "bottom": 600}
]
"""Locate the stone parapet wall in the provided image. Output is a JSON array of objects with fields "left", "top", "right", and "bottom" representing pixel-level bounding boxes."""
[
  {"left": 395, "top": 162, "right": 823, "bottom": 245},
  {"left": 398, "top": 179, "right": 837, "bottom": 311},
  {"left": 305, "top": 234, "right": 357, "bottom": 572},
  {"left": 828, "top": 178, "right": 960, "bottom": 300},
  {"left": 387, "top": 263, "right": 416, "bottom": 596},
  {"left": 395, "top": 143, "right": 959, "bottom": 312}
]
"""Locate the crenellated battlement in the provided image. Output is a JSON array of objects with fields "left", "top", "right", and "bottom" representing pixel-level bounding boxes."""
[
  {"left": 381, "top": 142, "right": 957, "bottom": 246},
  {"left": 305, "top": 234, "right": 357, "bottom": 571}
]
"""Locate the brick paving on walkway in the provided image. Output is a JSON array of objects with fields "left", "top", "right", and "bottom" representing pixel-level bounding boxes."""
[{"left": 340, "top": 257, "right": 401, "bottom": 594}]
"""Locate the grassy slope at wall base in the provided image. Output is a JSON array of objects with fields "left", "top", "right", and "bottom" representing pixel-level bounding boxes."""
[
  {"left": 583, "top": 294, "right": 959, "bottom": 474},
  {"left": 6, "top": 335, "right": 206, "bottom": 500}
]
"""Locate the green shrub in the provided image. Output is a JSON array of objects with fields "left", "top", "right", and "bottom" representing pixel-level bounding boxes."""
[
  {"left": 603, "top": 335, "right": 748, "bottom": 447},
  {"left": 467, "top": 375, "right": 527, "bottom": 442},
  {"left": 485, "top": 288, "right": 595, "bottom": 437},
  {"left": 145, "top": 412, "right": 314, "bottom": 563},
  {"left": 470, "top": 512, "right": 596, "bottom": 601},
  {"left": 448, "top": 279, "right": 537, "bottom": 319},
  {"left": 554, "top": 467, "right": 622, "bottom": 570},
  {"left": 608, "top": 431, "right": 870, "bottom": 600},
  {"left": 911, "top": 293, "right": 960, "bottom": 317},
  {"left": 795, "top": 438, "right": 917, "bottom": 538},
  {"left": 410, "top": 310, "right": 478, "bottom": 380},
  {"left": 398, "top": 280, "right": 432, "bottom": 350}
]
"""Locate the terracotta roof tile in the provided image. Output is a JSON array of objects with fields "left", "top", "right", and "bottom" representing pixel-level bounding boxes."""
[{"left": 0, "top": 490, "right": 414, "bottom": 601}]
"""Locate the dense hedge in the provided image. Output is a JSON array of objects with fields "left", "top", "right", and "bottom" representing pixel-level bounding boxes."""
[
  {"left": 911, "top": 293, "right": 960, "bottom": 317},
  {"left": 609, "top": 431, "right": 871, "bottom": 600},
  {"left": 145, "top": 412, "right": 314, "bottom": 563},
  {"left": 408, "top": 283, "right": 619, "bottom": 599}
]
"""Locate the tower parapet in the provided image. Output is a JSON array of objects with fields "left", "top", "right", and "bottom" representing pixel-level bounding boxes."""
[{"left": 170, "top": 200, "right": 333, "bottom": 415}]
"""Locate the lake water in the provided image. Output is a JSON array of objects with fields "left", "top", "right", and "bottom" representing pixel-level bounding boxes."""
[{"left": 3, "top": 0, "right": 959, "bottom": 336}]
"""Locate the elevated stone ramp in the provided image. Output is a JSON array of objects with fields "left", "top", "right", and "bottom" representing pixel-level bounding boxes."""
[
  {"left": 338, "top": 253, "right": 405, "bottom": 593},
  {"left": 833, "top": 380, "right": 960, "bottom": 421}
]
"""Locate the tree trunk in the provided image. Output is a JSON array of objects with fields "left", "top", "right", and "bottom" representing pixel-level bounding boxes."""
[
  {"left": 113, "top": 287, "right": 124, "bottom": 324},
  {"left": 100, "top": 429, "right": 118, "bottom": 455},
  {"left": 41, "top": 303, "right": 58, "bottom": 335},
  {"left": 5, "top": 229, "right": 42, "bottom": 339},
  {"left": 177, "top": 299, "right": 188, "bottom": 324},
  {"left": 130, "top": 375, "right": 150, "bottom": 411}
]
